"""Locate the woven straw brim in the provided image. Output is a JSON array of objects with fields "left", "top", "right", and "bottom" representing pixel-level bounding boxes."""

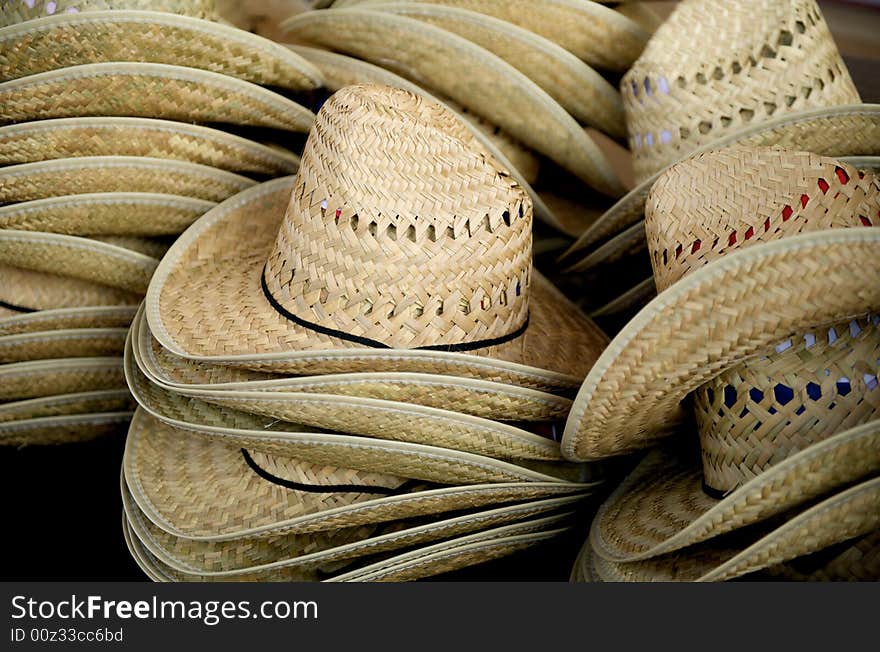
[
  {"left": 0, "top": 389, "right": 135, "bottom": 423},
  {"left": 0, "top": 156, "right": 254, "bottom": 204},
  {"left": 288, "top": 46, "right": 572, "bottom": 237},
  {"left": 0, "top": 265, "right": 143, "bottom": 312},
  {"left": 562, "top": 104, "right": 880, "bottom": 261},
  {"left": 0, "top": 193, "right": 216, "bottom": 237},
  {"left": 132, "top": 309, "right": 573, "bottom": 422},
  {"left": 0, "top": 327, "right": 128, "bottom": 364},
  {"left": 125, "top": 350, "right": 597, "bottom": 485},
  {"left": 0, "top": 411, "right": 132, "bottom": 446},
  {"left": 282, "top": 10, "right": 624, "bottom": 196},
  {"left": 0, "top": 230, "right": 158, "bottom": 294},
  {"left": 0, "top": 62, "right": 316, "bottom": 132},
  {"left": 764, "top": 530, "right": 880, "bottom": 581},
  {"left": 89, "top": 235, "right": 169, "bottom": 260},
  {"left": 0, "top": 10, "right": 323, "bottom": 89},
  {"left": 123, "top": 408, "right": 592, "bottom": 541},
  {"left": 582, "top": 476, "right": 880, "bottom": 582},
  {"left": 590, "top": 420, "right": 880, "bottom": 562},
  {"left": 148, "top": 178, "right": 610, "bottom": 389},
  {"left": 0, "top": 117, "right": 300, "bottom": 175},
  {"left": 123, "top": 472, "right": 582, "bottom": 577},
  {"left": 360, "top": 3, "right": 625, "bottom": 137},
  {"left": 332, "top": 0, "right": 649, "bottom": 72},
  {"left": 0, "top": 305, "right": 137, "bottom": 336},
  {"left": 0, "top": 356, "right": 125, "bottom": 402},
  {"left": 562, "top": 228, "right": 880, "bottom": 461}
]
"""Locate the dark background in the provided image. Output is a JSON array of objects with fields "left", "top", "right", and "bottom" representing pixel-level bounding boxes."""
[{"left": 1, "top": 1, "right": 877, "bottom": 582}]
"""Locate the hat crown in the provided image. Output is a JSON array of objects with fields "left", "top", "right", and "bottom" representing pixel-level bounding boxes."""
[
  {"left": 622, "top": 0, "right": 860, "bottom": 182},
  {"left": 0, "top": 0, "right": 215, "bottom": 26},
  {"left": 645, "top": 147, "right": 880, "bottom": 293},
  {"left": 263, "top": 84, "right": 533, "bottom": 350}
]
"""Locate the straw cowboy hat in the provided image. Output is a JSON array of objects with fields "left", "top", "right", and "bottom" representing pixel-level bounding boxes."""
[
  {"left": 0, "top": 0, "right": 323, "bottom": 90},
  {"left": 282, "top": 10, "right": 626, "bottom": 196},
  {"left": 0, "top": 117, "right": 300, "bottom": 175},
  {"left": 563, "top": 147, "right": 880, "bottom": 462},
  {"left": 577, "top": 473, "right": 880, "bottom": 582},
  {"left": 563, "top": 0, "right": 880, "bottom": 267},
  {"left": 146, "top": 85, "right": 610, "bottom": 390}
]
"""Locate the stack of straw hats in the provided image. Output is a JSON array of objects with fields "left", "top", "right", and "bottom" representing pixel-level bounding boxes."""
[
  {"left": 565, "top": 145, "right": 880, "bottom": 581},
  {"left": 0, "top": 0, "right": 323, "bottom": 445},
  {"left": 280, "top": 0, "right": 655, "bottom": 238},
  {"left": 557, "top": 0, "right": 880, "bottom": 328},
  {"left": 122, "top": 83, "right": 613, "bottom": 581}
]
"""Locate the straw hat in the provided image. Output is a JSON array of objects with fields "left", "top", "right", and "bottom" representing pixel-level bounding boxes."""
[
  {"left": 0, "top": 0, "right": 323, "bottom": 89},
  {"left": 578, "top": 475, "right": 880, "bottom": 582},
  {"left": 1, "top": 62, "right": 316, "bottom": 131},
  {"left": 0, "top": 156, "right": 254, "bottom": 204},
  {"left": 0, "top": 328, "right": 128, "bottom": 363},
  {"left": 0, "top": 411, "right": 133, "bottom": 446},
  {"left": 563, "top": 148, "right": 880, "bottom": 462},
  {"left": 766, "top": 530, "right": 880, "bottom": 581},
  {"left": 0, "top": 265, "right": 143, "bottom": 313},
  {"left": 147, "top": 85, "right": 610, "bottom": 389},
  {"left": 332, "top": 0, "right": 650, "bottom": 72},
  {"left": 0, "top": 305, "right": 137, "bottom": 336},
  {"left": 0, "top": 117, "right": 300, "bottom": 175},
  {"left": 562, "top": 0, "right": 880, "bottom": 265},
  {"left": 0, "top": 357, "right": 125, "bottom": 402},
  {"left": 0, "top": 389, "right": 135, "bottom": 423},
  {"left": 282, "top": 10, "right": 625, "bottom": 196}
]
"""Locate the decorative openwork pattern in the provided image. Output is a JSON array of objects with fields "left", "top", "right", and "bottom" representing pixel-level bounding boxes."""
[
  {"left": 693, "top": 315, "right": 880, "bottom": 493},
  {"left": 263, "top": 85, "right": 533, "bottom": 350},
  {"left": 646, "top": 148, "right": 880, "bottom": 292},
  {"left": 622, "top": 0, "right": 860, "bottom": 182}
]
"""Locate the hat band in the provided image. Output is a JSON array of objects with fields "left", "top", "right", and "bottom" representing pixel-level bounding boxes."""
[
  {"left": 0, "top": 299, "right": 37, "bottom": 314},
  {"left": 260, "top": 266, "right": 530, "bottom": 352}
]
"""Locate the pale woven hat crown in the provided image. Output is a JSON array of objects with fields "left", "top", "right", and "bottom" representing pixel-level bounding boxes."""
[
  {"left": 623, "top": 0, "right": 860, "bottom": 183},
  {"left": 645, "top": 147, "right": 880, "bottom": 495},
  {"left": 262, "top": 84, "right": 533, "bottom": 351},
  {"left": 0, "top": 0, "right": 215, "bottom": 26}
]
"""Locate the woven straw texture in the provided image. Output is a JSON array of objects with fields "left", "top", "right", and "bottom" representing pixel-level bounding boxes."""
[
  {"left": 0, "top": 117, "right": 300, "bottom": 174},
  {"left": 149, "top": 177, "right": 608, "bottom": 387},
  {"left": 0, "top": 327, "right": 128, "bottom": 363},
  {"left": 623, "top": 0, "right": 860, "bottom": 183},
  {"left": 0, "top": 193, "right": 216, "bottom": 237},
  {"left": 0, "top": 9, "right": 324, "bottom": 89},
  {"left": 0, "top": 0, "right": 213, "bottom": 26},
  {"left": 589, "top": 420, "right": 880, "bottom": 562},
  {"left": 362, "top": 3, "right": 625, "bottom": 137},
  {"left": 89, "top": 235, "right": 170, "bottom": 259},
  {"left": 0, "top": 264, "right": 143, "bottom": 311},
  {"left": 123, "top": 408, "right": 588, "bottom": 539},
  {"left": 0, "top": 156, "right": 253, "bottom": 204},
  {"left": 0, "top": 305, "right": 137, "bottom": 336},
  {"left": 0, "top": 411, "right": 132, "bottom": 446},
  {"left": 334, "top": 0, "right": 649, "bottom": 72},
  {"left": 0, "top": 389, "right": 135, "bottom": 423},
  {"left": 283, "top": 10, "right": 624, "bottom": 196},
  {"left": 766, "top": 530, "right": 880, "bottom": 581},
  {"left": 0, "top": 357, "right": 125, "bottom": 401},
  {"left": 0, "top": 230, "right": 158, "bottom": 294},
  {"left": 647, "top": 149, "right": 880, "bottom": 291},
  {"left": 1, "top": 62, "right": 315, "bottom": 131}
]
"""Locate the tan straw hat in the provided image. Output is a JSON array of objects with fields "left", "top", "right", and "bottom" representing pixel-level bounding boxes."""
[
  {"left": 332, "top": 0, "right": 650, "bottom": 72},
  {"left": 0, "top": 389, "right": 135, "bottom": 423},
  {"left": 578, "top": 475, "right": 880, "bottom": 582},
  {"left": 282, "top": 10, "right": 625, "bottom": 196},
  {"left": 563, "top": 147, "right": 880, "bottom": 462},
  {"left": 146, "top": 85, "right": 610, "bottom": 389},
  {"left": 0, "top": 62, "right": 316, "bottom": 131},
  {"left": 0, "top": 117, "right": 300, "bottom": 175},
  {"left": 0, "top": 0, "right": 323, "bottom": 89},
  {"left": 0, "top": 305, "right": 137, "bottom": 336},
  {"left": 562, "top": 0, "right": 880, "bottom": 265}
]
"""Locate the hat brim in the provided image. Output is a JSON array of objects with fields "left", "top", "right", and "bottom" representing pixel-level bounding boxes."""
[
  {"left": 590, "top": 420, "right": 880, "bottom": 562},
  {"left": 147, "top": 178, "right": 610, "bottom": 390},
  {"left": 0, "top": 327, "right": 128, "bottom": 364},
  {"left": 0, "top": 389, "right": 135, "bottom": 423},
  {"left": 0, "top": 264, "right": 143, "bottom": 313},
  {"left": 0, "top": 62, "right": 316, "bottom": 132},
  {"left": 0, "top": 117, "right": 300, "bottom": 175},
  {"left": 0, "top": 411, "right": 132, "bottom": 446},
  {"left": 0, "top": 356, "right": 125, "bottom": 402},
  {"left": 561, "top": 104, "right": 880, "bottom": 263},
  {"left": 0, "top": 10, "right": 323, "bottom": 89},
  {"left": 562, "top": 228, "right": 880, "bottom": 461},
  {"left": 282, "top": 9, "right": 625, "bottom": 196},
  {"left": 0, "top": 305, "right": 137, "bottom": 336},
  {"left": 580, "top": 475, "right": 880, "bottom": 582}
]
